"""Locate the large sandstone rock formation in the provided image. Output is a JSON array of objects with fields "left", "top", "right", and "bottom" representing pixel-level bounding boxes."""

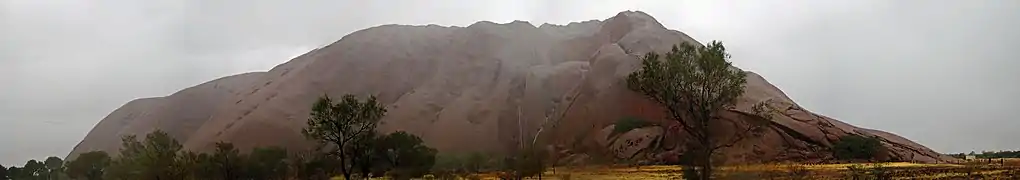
[{"left": 68, "top": 11, "right": 955, "bottom": 164}]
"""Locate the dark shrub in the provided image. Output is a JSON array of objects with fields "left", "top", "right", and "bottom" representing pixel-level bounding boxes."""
[{"left": 833, "top": 135, "right": 883, "bottom": 160}]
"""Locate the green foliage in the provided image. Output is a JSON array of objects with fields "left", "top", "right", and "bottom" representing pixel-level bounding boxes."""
[
  {"left": 302, "top": 94, "right": 386, "bottom": 180},
  {"left": 43, "top": 156, "right": 63, "bottom": 179},
  {"left": 465, "top": 152, "right": 494, "bottom": 173},
  {"left": 376, "top": 131, "right": 438, "bottom": 180},
  {"left": 7, "top": 157, "right": 67, "bottom": 180},
  {"left": 833, "top": 135, "right": 883, "bottom": 160},
  {"left": 246, "top": 146, "right": 290, "bottom": 180},
  {"left": 19, "top": 159, "right": 45, "bottom": 179},
  {"left": 293, "top": 150, "right": 341, "bottom": 180},
  {"left": 105, "top": 130, "right": 183, "bottom": 180},
  {"left": 210, "top": 142, "right": 244, "bottom": 180},
  {"left": 626, "top": 41, "right": 764, "bottom": 180},
  {"left": 432, "top": 154, "right": 465, "bottom": 171},
  {"left": 66, "top": 151, "right": 111, "bottom": 180},
  {"left": 501, "top": 146, "right": 548, "bottom": 180},
  {"left": 6, "top": 167, "right": 20, "bottom": 180},
  {"left": 350, "top": 131, "right": 381, "bottom": 178},
  {"left": 949, "top": 150, "right": 1020, "bottom": 159},
  {"left": 7, "top": 94, "right": 444, "bottom": 180},
  {"left": 175, "top": 151, "right": 214, "bottom": 180},
  {"left": 612, "top": 116, "right": 652, "bottom": 136}
]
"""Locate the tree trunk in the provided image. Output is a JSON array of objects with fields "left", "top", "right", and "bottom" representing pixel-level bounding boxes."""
[
  {"left": 339, "top": 153, "right": 352, "bottom": 180},
  {"left": 700, "top": 163, "right": 712, "bottom": 180},
  {"left": 698, "top": 148, "right": 713, "bottom": 180}
]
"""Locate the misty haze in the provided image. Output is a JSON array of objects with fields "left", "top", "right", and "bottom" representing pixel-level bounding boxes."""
[{"left": 2, "top": 0, "right": 1019, "bottom": 179}]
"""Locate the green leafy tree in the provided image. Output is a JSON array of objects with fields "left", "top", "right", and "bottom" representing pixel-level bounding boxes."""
[
  {"left": 375, "top": 131, "right": 437, "bottom": 179},
  {"left": 174, "top": 151, "right": 213, "bottom": 180},
  {"left": 302, "top": 94, "right": 386, "bottom": 180},
  {"left": 501, "top": 146, "right": 547, "bottom": 180},
  {"left": 350, "top": 131, "right": 381, "bottom": 178},
  {"left": 465, "top": 152, "right": 489, "bottom": 173},
  {"left": 1, "top": 164, "right": 7, "bottom": 180},
  {"left": 105, "top": 130, "right": 183, "bottom": 180},
  {"left": 246, "top": 146, "right": 290, "bottom": 180},
  {"left": 65, "top": 151, "right": 112, "bottom": 180},
  {"left": 626, "top": 41, "right": 772, "bottom": 180},
  {"left": 7, "top": 166, "right": 23, "bottom": 180},
  {"left": 293, "top": 151, "right": 340, "bottom": 180},
  {"left": 431, "top": 153, "right": 467, "bottom": 178},
  {"left": 833, "top": 135, "right": 883, "bottom": 161},
  {"left": 210, "top": 142, "right": 244, "bottom": 180},
  {"left": 22, "top": 159, "right": 45, "bottom": 179},
  {"left": 43, "top": 156, "right": 63, "bottom": 179}
]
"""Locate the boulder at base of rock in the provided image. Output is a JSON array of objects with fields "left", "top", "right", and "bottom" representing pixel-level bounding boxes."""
[
  {"left": 609, "top": 127, "right": 663, "bottom": 159},
  {"left": 595, "top": 125, "right": 618, "bottom": 148}
]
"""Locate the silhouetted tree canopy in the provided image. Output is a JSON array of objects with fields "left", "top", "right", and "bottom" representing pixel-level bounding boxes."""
[
  {"left": 66, "top": 151, "right": 111, "bottom": 180},
  {"left": 833, "top": 135, "right": 883, "bottom": 160}
]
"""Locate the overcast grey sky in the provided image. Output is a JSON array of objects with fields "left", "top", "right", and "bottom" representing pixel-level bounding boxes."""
[{"left": 1, "top": 0, "right": 1018, "bottom": 166}]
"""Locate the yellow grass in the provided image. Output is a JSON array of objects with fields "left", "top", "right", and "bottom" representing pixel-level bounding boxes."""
[{"left": 350, "top": 162, "right": 1020, "bottom": 179}]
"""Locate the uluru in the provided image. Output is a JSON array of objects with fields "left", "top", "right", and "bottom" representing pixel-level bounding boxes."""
[{"left": 67, "top": 10, "right": 956, "bottom": 165}]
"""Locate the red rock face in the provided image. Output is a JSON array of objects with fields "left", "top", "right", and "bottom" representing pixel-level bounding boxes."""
[
  {"left": 68, "top": 11, "right": 955, "bottom": 164},
  {"left": 67, "top": 72, "right": 265, "bottom": 159}
]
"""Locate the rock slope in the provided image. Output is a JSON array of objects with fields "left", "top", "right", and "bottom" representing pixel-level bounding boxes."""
[{"left": 69, "top": 11, "right": 955, "bottom": 164}]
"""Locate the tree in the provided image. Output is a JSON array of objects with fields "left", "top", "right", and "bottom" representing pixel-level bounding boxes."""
[
  {"left": 175, "top": 151, "right": 213, "bottom": 180},
  {"left": 66, "top": 151, "right": 112, "bottom": 180},
  {"left": 350, "top": 131, "right": 380, "bottom": 178},
  {"left": 1, "top": 164, "right": 7, "bottom": 180},
  {"left": 626, "top": 41, "right": 772, "bottom": 180},
  {"left": 833, "top": 135, "right": 883, "bottom": 161},
  {"left": 21, "top": 159, "right": 45, "bottom": 179},
  {"left": 375, "top": 131, "right": 437, "bottom": 179},
  {"left": 465, "top": 152, "right": 489, "bottom": 173},
  {"left": 43, "top": 156, "right": 63, "bottom": 179},
  {"left": 302, "top": 94, "right": 386, "bottom": 180},
  {"left": 501, "top": 146, "right": 546, "bottom": 180},
  {"left": 293, "top": 150, "right": 340, "bottom": 180},
  {"left": 210, "top": 142, "right": 244, "bottom": 180},
  {"left": 7, "top": 167, "right": 22, "bottom": 180},
  {"left": 246, "top": 146, "right": 290, "bottom": 180},
  {"left": 106, "top": 130, "right": 183, "bottom": 180}
]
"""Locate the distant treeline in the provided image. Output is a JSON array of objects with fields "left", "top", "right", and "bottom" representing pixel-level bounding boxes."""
[
  {"left": 1, "top": 94, "right": 547, "bottom": 180},
  {"left": 946, "top": 150, "right": 1020, "bottom": 159}
]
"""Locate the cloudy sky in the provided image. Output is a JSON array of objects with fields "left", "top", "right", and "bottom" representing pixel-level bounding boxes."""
[{"left": 1, "top": 0, "right": 1017, "bottom": 166}]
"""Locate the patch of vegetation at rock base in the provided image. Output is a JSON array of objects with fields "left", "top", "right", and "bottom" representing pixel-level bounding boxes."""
[
  {"left": 612, "top": 116, "right": 653, "bottom": 136},
  {"left": 833, "top": 134, "right": 883, "bottom": 161}
]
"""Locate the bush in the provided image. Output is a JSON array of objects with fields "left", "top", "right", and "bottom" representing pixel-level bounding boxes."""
[
  {"left": 833, "top": 135, "right": 883, "bottom": 160},
  {"left": 785, "top": 164, "right": 811, "bottom": 180},
  {"left": 845, "top": 163, "right": 890, "bottom": 180},
  {"left": 613, "top": 116, "right": 653, "bottom": 135},
  {"left": 375, "top": 131, "right": 437, "bottom": 180},
  {"left": 501, "top": 146, "right": 548, "bottom": 180}
]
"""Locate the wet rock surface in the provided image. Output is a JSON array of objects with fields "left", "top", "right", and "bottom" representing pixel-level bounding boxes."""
[{"left": 70, "top": 11, "right": 955, "bottom": 164}]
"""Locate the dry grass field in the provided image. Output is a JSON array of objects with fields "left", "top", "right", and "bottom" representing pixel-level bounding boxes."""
[
  {"left": 342, "top": 159, "right": 1020, "bottom": 179},
  {"left": 420, "top": 161, "right": 1020, "bottom": 180}
]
